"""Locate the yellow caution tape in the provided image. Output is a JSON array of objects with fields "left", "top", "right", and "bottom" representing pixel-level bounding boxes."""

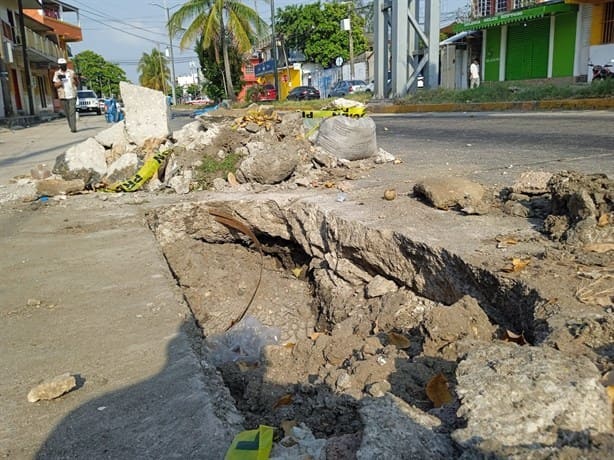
[
  {"left": 105, "top": 149, "right": 172, "bottom": 192},
  {"left": 301, "top": 106, "right": 366, "bottom": 119},
  {"left": 224, "top": 425, "right": 274, "bottom": 460}
]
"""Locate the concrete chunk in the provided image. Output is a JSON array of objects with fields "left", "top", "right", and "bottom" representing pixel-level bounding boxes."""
[
  {"left": 120, "top": 82, "right": 170, "bottom": 145},
  {"left": 27, "top": 373, "right": 77, "bottom": 402}
]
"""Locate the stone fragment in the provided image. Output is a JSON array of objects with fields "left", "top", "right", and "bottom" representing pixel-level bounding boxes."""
[
  {"left": 36, "top": 178, "right": 85, "bottom": 196},
  {"left": 172, "top": 120, "right": 204, "bottom": 146},
  {"left": 27, "top": 373, "right": 77, "bottom": 402},
  {"left": 312, "top": 148, "right": 338, "bottom": 168},
  {"left": 366, "top": 380, "right": 391, "bottom": 397},
  {"left": 94, "top": 121, "right": 128, "bottom": 148},
  {"left": 244, "top": 122, "right": 260, "bottom": 134},
  {"left": 453, "top": 343, "right": 612, "bottom": 449},
  {"left": 316, "top": 116, "right": 378, "bottom": 161},
  {"left": 270, "top": 423, "right": 326, "bottom": 460},
  {"left": 421, "top": 295, "right": 495, "bottom": 360},
  {"left": 104, "top": 153, "right": 139, "bottom": 184},
  {"left": 183, "top": 126, "right": 220, "bottom": 151},
  {"left": 503, "top": 200, "right": 530, "bottom": 218},
  {"left": 511, "top": 171, "right": 553, "bottom": 195},
  {"left": 373, "top": 147, "right": 395, "bottom": 164},
  {"left": 53, "top": 137, "right": 107, "bottom": 185},
  {"left": 357, "top": 393, "right": 455, "bottom": 459},
  {"left": 413, "top": 177, "right": 485, "bottom": 211},
  {"left": 365, "top": 275, "right": 397, "bottom": 298},
  {"left": 30, "top": 164, "right": 51, "bottom": 180},
  {"left": 169, "top": 171, "right": 192, "bottom": 194},
  {"left": 120, "top": 81, "right": 170, "bottom": 145},
  {"left": 0, "top": 180, "right": 37, "bottom": 203},
  {"left": 239, "top": 141, "right": 299, "bottom": 184}
]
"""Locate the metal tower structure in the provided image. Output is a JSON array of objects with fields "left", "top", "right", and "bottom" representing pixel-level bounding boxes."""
[{"left": 373, "top": 0, "right": 440, "bottom": 98}]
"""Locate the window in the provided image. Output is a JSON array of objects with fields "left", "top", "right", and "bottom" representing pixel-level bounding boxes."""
[
  {"left": 476, "top": 0, "right": 491, "bottom": 17},
  {"left": 603, "top": 1, "right": 614, "bottom": 44},
  {"left": 513, "top": 0, "right": 537, "bottom": 9},
  {"left": 496, "top": 0, "right": 508, "bottom": 13}
]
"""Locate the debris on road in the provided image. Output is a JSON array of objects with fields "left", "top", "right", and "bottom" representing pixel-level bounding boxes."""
[{"left": 27, "top": 373, "right": 77, "bottom": 402}]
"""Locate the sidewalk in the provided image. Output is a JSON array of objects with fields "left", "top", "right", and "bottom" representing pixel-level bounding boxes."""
[{"left": 0, "top": 195, "right": 243, "bottom": 458}]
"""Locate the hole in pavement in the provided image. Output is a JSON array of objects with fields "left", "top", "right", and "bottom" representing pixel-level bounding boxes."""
[{"left": 149, "top": 200, "right": 546, "bottom": 450}]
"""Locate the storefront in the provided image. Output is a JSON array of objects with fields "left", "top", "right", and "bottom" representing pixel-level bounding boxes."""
[{"left": 455, "top": 2, "right": 578, "bottom": 82}]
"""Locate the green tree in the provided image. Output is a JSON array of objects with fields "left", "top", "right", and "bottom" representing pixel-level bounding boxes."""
[
  {"left": 195, "top": 34, "right": 243, "bottom": 101},
  {"left": 276, "top": 1, "right": 369, "bottom": 68},
  {"left": 137, "top": 48, "right": 171, "bottom": 93},
  {"left": 73, "top": 50, "right": 128, "bottom": 98},
  {"left": 169, "top": 0, "right": 268, "bottom": 99}
]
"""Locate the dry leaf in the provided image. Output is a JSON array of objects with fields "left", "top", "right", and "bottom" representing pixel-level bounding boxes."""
[
  {"left": 387, "top": 331, "right": 411, "bottom": 349},
  {"left": 426, "top": 373, "right": 453, "bottom": 408},
  {"left": 324, "top": 181, "right": 335, "bottom": 188},
  {"left": 502, "top": 258, "right": 530, "bottom": 273},
  {"left": 291, "top": 267, "right": 303, "bottom": 278},
  {"left": 280, "top": 420, "right": 297, "bottom": 437},
  {"left": 273, "top": 394, "right": 293, "bottom": 409},
  {"left": 502, "top": 329, "right": 527, "bottom": 345},
  {"left": 583, "top": 243, "right": 614, "bottom": 253},
  {"left": 227, "top": 172, "right": 239, "bottom": 186},
  {"left": 598, "top": 214, "right": 610, "bottom": 227},
  {"left": 309, "top": 332, "right": 324, "bottom": 341},
  {"left": 283, "top": 342, "right": 296, "bottom": 349}
]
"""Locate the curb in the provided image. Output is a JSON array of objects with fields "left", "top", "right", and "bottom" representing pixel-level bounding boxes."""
[{"left": 367, "top": 97, "right": 614, "bottom": 113}]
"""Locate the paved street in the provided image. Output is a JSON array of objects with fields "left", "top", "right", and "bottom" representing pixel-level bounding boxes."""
[{"left": 373, "top": 110, "right": 614, "bottom": 187}]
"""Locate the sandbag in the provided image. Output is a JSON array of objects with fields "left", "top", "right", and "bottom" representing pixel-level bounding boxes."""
[{"left": 315, "top": 116, "right": 378, "bottom": 161}]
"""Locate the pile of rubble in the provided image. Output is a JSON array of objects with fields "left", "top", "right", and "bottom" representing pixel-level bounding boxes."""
[{"left": 3, "top": 83, "right": 394, "bottom": 204}]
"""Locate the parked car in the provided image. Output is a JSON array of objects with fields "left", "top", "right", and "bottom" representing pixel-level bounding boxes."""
[
  {"left": 187, "top": 96, "right": 213, "bottom": 106},
  {"left": 286, "top": 86, "right": 320, "bottom": 101},
  {"left": 329, "top": 80, "right": 369, "bottom": 97},
  {"left": 76, "top": 90, "right": 101, "bottom": 115},
  {"left": 254, "top": 84, "right": 277, "bottom": 102},
  {"left": 98, "top": 98, "right": 106, "bottom": 113},
  {"left": 366, "top": 75, "right": 424, "bottom": 92}
]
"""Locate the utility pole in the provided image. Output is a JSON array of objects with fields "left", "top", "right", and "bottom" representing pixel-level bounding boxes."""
[
  {"left": 152, "top": 0, "right": 177, "bottom": 105},
  {"left": 270, "top": 0, "right": 279, "bottom": 100}
]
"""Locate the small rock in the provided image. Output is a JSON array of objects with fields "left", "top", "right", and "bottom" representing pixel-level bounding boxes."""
[
  {"left": 373, "top": 148, "right": 396, "bottom": 164},
  {"left": 336, "top": 371, "right": 352, "bottom": 391},
  {"left": 244, "top": 122, "right": 261, "bottom": 134},
  {"left": 413, "top": 177, "right": 485, "bottom": 211},
  {"left": 36, "top": 178, "right": 85, "bottom": 197},
  {"left": 366, "top": 380, "right": 391, "bottom": 397},
  {"left": 30, "top": 164, "right": 51, "bottom": 180},
  {"left": 366, "top": 275, "right": 397, "bottom": 298},
  {"left": 169, "top": 172, "right": 192, "bottom": 194},
  {"left": 511, "top": 171, "right": 553, "bottom": 195},
  {"left": 27, "top": 373, "right": 77, "bottom": 402}
]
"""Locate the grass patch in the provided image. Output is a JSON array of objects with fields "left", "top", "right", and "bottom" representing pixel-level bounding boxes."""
[
  {"left": 196, "top": 152, "right": 243, "bottom": 189},
  {"left": 398, "top": 79, "right": 614, "bottom": 105}
]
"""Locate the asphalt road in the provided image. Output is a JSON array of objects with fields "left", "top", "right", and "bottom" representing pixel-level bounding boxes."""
[
  {"left": 1, "top": 109, "right": 613, "bottom": 188},
  {"left": 372, "top": 110, "right": 614, "bottom": 187}
]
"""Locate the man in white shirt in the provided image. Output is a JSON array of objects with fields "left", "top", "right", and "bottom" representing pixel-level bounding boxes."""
[
  {"left": 53, "top": 57, "right": 79, "bottom": 132},
  {"left": 470, "top": 58, "right": 480, "bottom": 89}
]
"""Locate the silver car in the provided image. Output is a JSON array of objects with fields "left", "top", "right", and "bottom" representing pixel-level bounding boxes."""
[{"left": 330, "top": 80, "right": 369, "bottom": 97}]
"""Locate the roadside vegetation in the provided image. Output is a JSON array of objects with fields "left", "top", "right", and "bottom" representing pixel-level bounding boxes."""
[{"left": 399, "top": 79, "right": 614, "bottom": 104}]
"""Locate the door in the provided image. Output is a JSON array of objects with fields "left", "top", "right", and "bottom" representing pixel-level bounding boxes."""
[
  {"left": 506, "top": 19, "right": 550, "bottom": 80},
  {"left": 10, "top": 68, "right": 22, "bottom": 110}
]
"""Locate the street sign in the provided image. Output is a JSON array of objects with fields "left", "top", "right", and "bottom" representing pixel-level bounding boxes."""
[{"left": 335, "top": 56, "right": 344, "bottom": 67}]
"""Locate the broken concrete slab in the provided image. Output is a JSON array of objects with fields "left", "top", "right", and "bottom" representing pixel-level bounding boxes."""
[
  {"left": 120, "top": 81, "right": 170, "bottom": 145},
  {"left": 94, "top": 121, "right": 128, "bottom": 148},
  {"left": 511, "top": 171, "right": 553, "bottom": 195},
  {"left": 453, "top": 342, "right": 612, "bottom": 449},
  {"left": 239, "top": 141, "right": 300, "bottom": 184},
  {"left": 357, "top": 393, "right": 456, "bottom": 460},
  {"left": 53, "top": 137, "right": 107, "bottom": 185},
  {"left": 104, "top": 153, "right": 139, "bottom": 184},
  {"left": 36, "top": 178, "right": 85, "bottom": 196},
  {"left": 413, "top": 177, "right": 486, "bottom": 211}
]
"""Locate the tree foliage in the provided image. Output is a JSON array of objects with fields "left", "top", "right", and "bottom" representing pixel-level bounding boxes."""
[
  {"left": 276, "top": 1, "right": 369, "bottom": 68},
  {"left": 137, "top": 48, "right": 171, "bottom": 93},
  {"left": 73, "top": 50, "right": 127, "bottom": 98},
  {"left": 169, "top": 0, "right": 268, "bottom": 99},
  {"left": 195, "top": 35, "right": 243, "bottom": 101}
]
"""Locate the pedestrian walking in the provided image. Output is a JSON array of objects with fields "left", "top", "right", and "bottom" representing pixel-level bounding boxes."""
[
  {"left": 470, "top": 58, "right": 480, "bottom": 89},
  {"left": 53, "top": 57, "right": 79, "bottom": 132}
]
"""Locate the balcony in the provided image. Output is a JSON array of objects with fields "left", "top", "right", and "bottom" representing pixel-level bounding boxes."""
[
  {"left": 473, "top": 0, "right": 544, "bottom": 17},
  {"left": 10, "top": 24, "right": 62, "bottom": 64},
  {"left": 25, "top": 0, "right": 82, "bottom": 42}
]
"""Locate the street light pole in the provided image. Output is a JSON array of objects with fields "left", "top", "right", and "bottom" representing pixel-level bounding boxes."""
[
  {"left": 152, "top": 0, "right": 177, "bottom": 105},
  {"left": 270, "top": 0, "right": 279, "bottom": 100}
]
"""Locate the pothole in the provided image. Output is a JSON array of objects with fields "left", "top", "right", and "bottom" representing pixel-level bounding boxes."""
[{"left": 148, "top": 199, "right": 612, "bottom": 457}]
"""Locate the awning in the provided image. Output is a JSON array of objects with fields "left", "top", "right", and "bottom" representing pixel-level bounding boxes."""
[{"left": 454, "top": 2, "right": 577, "bottom": 32}]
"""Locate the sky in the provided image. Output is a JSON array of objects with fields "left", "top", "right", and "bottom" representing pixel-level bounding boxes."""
[{"left": 69, "top": 0, "right": 468, "bottom": 83}]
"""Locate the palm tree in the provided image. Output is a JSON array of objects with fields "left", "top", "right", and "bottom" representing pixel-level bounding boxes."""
[
  {"left": 169, "top": 0, "right": 268, "bottom": 100},
  {"left": 138, "top": 48, "right": 171, "bottom": 93}
]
